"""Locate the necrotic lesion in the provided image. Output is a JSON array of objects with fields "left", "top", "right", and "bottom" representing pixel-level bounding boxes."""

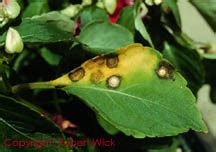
[
  {"left": 106, "top": 54, "right": 119, "bottom": 68},
  {"left": 68, "top": 67, "right": 85, "bottom": 82},
  {"left": 156, "top": 60, "right": 175, "bottom": 79}
]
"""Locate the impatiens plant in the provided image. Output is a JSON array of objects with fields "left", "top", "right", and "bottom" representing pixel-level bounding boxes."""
[{"left": 0, "top": 0, "right": 215, "bottom": 151}]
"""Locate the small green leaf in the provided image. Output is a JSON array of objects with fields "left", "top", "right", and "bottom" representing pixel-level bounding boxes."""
[
  {"left": 189, "top": 0, "right": 216, "bottom": 32},
  {"left": 77, "top": 21, "right": 134, "bottom": 54},
  {"left": 135, "top": 14, "right": 154, "bottom": 48},
  {"left": 133, "top": 1, "right": 154, "bottom": 47},
  {"left": 203, "top": 53, "right": 216, "bottom": 59},
  {"left": 117, "top": 6, "right": 135, "bottom": 33},
  {"left": 39, "top": 47, "right": 62, "bottom": 66},
  {"left": 78, "top": 6, "right": 108, "bottom": 28},
  {"left": 22, "top": 0, "right": 49, "bottom": 17},
  {"left": 0, "top": 12, "right": 74, "bottom": 45}
]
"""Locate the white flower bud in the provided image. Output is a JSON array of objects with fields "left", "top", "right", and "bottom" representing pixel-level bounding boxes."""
[
  {"left": 96, "top": 1, "right": 105, "bottom": 9},
  {"left": 2, "top": 0, "right": 21, "bottom": 19},
  {"left": 140, "top": 3, "right": 148, "bottom": 18},
  {"left": 82, "top": 0, "right": 92, "bottom": 6},
  {"left": 0, "top": 3, "right": 9, "bottom": 27},
  {"left": 145, "top": 0, "right": 154, "bottom": 6},
  {"left": 5, "top": 27, "right": 24, "bottom": 54},
  {"left": 103, "top": 0, "right": 117, "bottom": 15},
  {"left": 60, "top": 4, "right": 82, "bottom": 18},
  {"left": 145, "top": 0, "right": 163, "bottom": 6},
  {"left": 154, "top": 0, "right": 163, "bottom": 5}
]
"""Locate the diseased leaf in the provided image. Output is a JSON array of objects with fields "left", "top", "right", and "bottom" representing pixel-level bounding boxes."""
[
  {"left": 36, "top": 44, "right": 207, "bottom": 138},
  {"left": 77, "top": 21, "right": 134, "bottom": 54},
  {"left": 0, "top": 12, "right": 74, "bottom": 45},
  {"left": 189, "top": 0, "right": 216, "bottom": 32}
]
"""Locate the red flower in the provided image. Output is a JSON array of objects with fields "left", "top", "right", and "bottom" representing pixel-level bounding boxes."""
[
  {"left": 109, "top": 0, "right": 134, "bottom": 23},
  {"left": 73, "top": 16, "right": 81, "bottom": 37}
]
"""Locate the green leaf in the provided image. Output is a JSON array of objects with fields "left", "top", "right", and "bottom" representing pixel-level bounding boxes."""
[
  {"left": 203, "top": 53, "right": 216, "bottom": 59},
  {"left": 118, "top": 1, "right": 153, "bottom": 46},
  {"left": 135, "top": 14, "right": 154, "bottom": 48},
  {"left": 162, "top": 0, "right": 181, "bottom": 28},
  {"left": 0, "top": 94, "right": 60, "bottom": 133},
  {"left": 134, "top": 2, "right": 154, "bottom": 48},
  {"left": 0, "top": 12, "right": 74, "bottom": 45},
  {"left": 22, "top": 0, "right": 49, "bottom": 17},
  {"left": 0, "top": 119, "right": 68, "bottom": 152},
  {"left": 78, "top": 6, "right": 108, "bottom": 28},
  {"left": 39, "top": 47, "right": 62, "bottom": 66},
  {"left": 117, "top": 6, "right": 135, "bottom": 33},
  {"left": 77, "top": 21, "right": 134, "bottom": 54},
  {"left": 60, "top": 44, "right": 207, "bottom": 138},
  {"left": 189, "top": 0, "right": 216, "bottom": 32},
  {"left": 163, "top": 42, "right": 205, "bottom": 94}
]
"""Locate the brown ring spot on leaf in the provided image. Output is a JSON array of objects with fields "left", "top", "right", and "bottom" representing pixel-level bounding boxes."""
[
  {"left": 68, "top": 67, "right": 85, "bottom": 82},
  {"left": 90, "top": 70, "right": 104, "bottom": 84},
  {"left": 106, "top": 54, "right": 119, "bottom": 68},
  {"left": 106, "top": 75, "right": 121, "bottom": 89},
  {"left": 92, "top": 55, "right": 105, "bottom": 65},
  {"left": 84, "top": 61, "right": 95, "bottom": 70},
  {"left": 156, "top": 60, "right": 174, "bottom": 79}
]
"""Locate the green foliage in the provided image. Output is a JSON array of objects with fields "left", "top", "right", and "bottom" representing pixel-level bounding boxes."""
[
  {"left": 0, "top": 0, "right": 215, "bottom": 151},
  {"left": 39, "top": 47, "right": 62, "bottom": 66},
  {"left": 77, "top": 21, "right": 134, "bottom": 53},
  {"left": 163, "top": 42, "right": 204, "bottom": 93},
  {"left": 22, "top": 0, "right": 50, "bottom": 17},
  {"left": 0, "top": 12, "right": 74, "bottom": 45},
  {"left": 0, "top": 94, "right": 60, "bottom": 133},
  {"left": 0, "top": 119, "right": 68, "bottom": 152},
  {"left": 78, "top": 6, "right": 109, "bottom": 28},
  {"left": 117, "top": 6, "right": 135, "bottom": 33}
]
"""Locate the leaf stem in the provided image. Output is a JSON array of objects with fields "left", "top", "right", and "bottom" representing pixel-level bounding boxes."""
[{"left": 12, "top": 81, "right": 55, "bottom": 93}]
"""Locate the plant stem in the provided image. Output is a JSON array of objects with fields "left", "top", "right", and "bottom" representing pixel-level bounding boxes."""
[{"left": 12, "top": 81, "right": 55, "bottom": 93}]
